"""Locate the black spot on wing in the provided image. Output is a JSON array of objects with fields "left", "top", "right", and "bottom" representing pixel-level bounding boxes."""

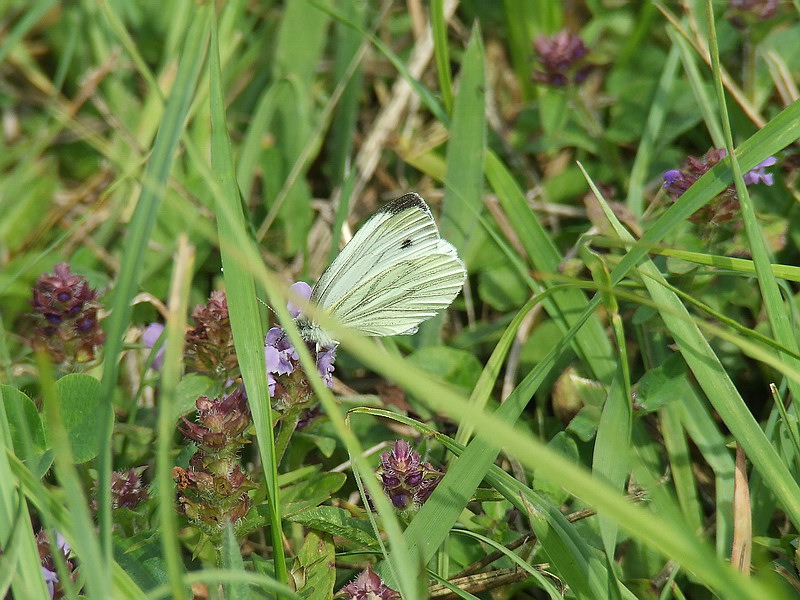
[{"left": 400, "top": 238, "right": 412, "bottom": 249}]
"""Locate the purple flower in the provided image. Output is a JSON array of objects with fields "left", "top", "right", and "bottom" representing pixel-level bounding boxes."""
[
  {"left": 264, "top": 326, "right": 336, "bottom": 396},
  {"left": 36, "top": 529, "right": 74, "bottom": 599},
  {"left": 42, "top": 565, "right": 59, "bottom": 598},
  {"left": 375, "top": 440, "right": 443, "bottom": 512},
  {"left": 316, "top": 346, "right": 336, "bottom": 388},
  {"left": 29, "top": 262, "right": 105, "bottom": 364},
  {"left": 662, "top": 149, "right": 777, "bottom": 224},
  {"left": 142, "top": 323, "right": 166, "bottom": 370},
  {"left": 743, "top": 156, "right": 777, "bottom": 186},
  {"left": 729, "top": 0, "right": 779, "bottom": 21},
  {"left": 532, "top": 30, "right": 591, "bottom": 87},
  {"left": 287, "top": 281, "right": 312, "bottom": 319},
  {"left": 339, "top": 567, "right": 399, "bottom": 600}
]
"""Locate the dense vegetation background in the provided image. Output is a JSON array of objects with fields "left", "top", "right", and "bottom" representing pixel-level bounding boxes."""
[{"left": 1, "top": 0, "right": 800, "bottom": 598}]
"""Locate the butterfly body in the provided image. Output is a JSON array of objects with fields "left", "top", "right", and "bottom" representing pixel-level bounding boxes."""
[{"left": 296, "top": 193, "right": 466, "bottom": 347}]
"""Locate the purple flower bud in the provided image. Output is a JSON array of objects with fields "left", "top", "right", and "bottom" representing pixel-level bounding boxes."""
[
  {"left": 110, "top": 467, "right": 149, "bottom": 509},
  {"left": 339, "top": 567, "right": 399, "bottom": 600},
  {"left": 184, "top": 290, "right": 238, "bottom": 381},
  {"left": 142, "top": 322, "right": 166, "bottom": 370},
  {"left": 287, "top": 281, "right": 312, "bottom": 319},
  {"left": 29, "top": 262, "right": 105, "bottom": 364},
  {"left": 532, "top": 30, "right": 591, "bottom": 87},
  {"left": 375, "top": 440, "right": 444, "bottom": 512}
]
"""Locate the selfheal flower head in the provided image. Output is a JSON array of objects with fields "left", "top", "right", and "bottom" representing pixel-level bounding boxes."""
[
  {"left": 184, "top": 290, "right": 238, "bottom": 381},
  {"left": 729, "top": 0, "right": 779, "bottom": 22},
  {"left": 662, "top": 148, "right": 777, "bottom": 224},
  {"left": 29, "top": 262, "right": 105, "bottom": 364},
  {"left": 36, "top": 529, "right": 75, "bottom": 599},
  {"left": 179, "top": 387, "right": 251, "bottom": 453},
  {"left": 533, "top": 30, "right": 590, "bottom": 86},
  {"left": 110, "top": 467, "right": 149, "bottom": 510},
  {"left": 339, "top": 567, "right": 399, "bottom": 600},
  {"left": 174, "top": 387, "right": 256, "bottom": 539},
  {"left": 376, "top": 440, "right": 443, "bottom": 512}
]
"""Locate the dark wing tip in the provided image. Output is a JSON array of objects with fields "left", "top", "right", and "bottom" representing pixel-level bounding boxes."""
[{"left": 379, "top": 192, "right": 431, "bottom": 215}]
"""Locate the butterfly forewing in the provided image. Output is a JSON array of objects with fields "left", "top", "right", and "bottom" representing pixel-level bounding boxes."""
[
  {"left": 311, "top": 194, "right": 443, "bottom": 307},
  {"left": 305, "top": 193, "right": 466, "bottom": 342}
]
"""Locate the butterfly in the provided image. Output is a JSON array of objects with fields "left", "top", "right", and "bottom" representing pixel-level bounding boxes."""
[{"left": 296, "top": 193, "right": 467, "bottom": 347}]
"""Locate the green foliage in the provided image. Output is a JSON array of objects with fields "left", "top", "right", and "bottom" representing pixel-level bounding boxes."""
[{"left": 2, "top": 1, "right": 800, "bottom": 599}]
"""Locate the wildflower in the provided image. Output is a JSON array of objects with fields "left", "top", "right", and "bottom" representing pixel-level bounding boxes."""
[
  {"left": 287, "top": 281, "right": 313, "bottom": 319},
  {"left": 36, "top": 529, "right": 75, "bottom": 599},
  {"left": 662, "top": 148, "right": 777, "bottom": 224},
  {"left": 110, "top": 467, "right": 149, "bottom": 510},
  {"left": 141, "top": 322, "right": 166, "bottom": 370},
  {"left": 376, "top": 440, "right": 443, "bottom": 512},
  {"left": 184, "top": 290, "right": 238, "bottom": 381},
  {"left": 179, "top": 387, "right": 251, "bottom": 454},
  {"left": 532, "top": 30, "right": 590, "bottom": 86},
  {"left": 264, "top": 281, "right": 337, "bottom": 401},
  {"left": 729, "top": 0, "right": 779, "bottom": 22},
  {"left": 174, "top": 387, "right": 255, "bottom": 538},
  {"left": 29, "top": 262, "right": 105, "bottom": 364},
  {"left": 743, "top": 156, "right": 777, "bottom": 186},
  {"left": 339, "top": 567, "right": 400, "bottom": 600}
]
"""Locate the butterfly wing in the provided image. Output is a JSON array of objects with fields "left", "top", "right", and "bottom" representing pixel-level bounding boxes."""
[{"left": 308, "top": 193, "right": 466, "bottom": 339}]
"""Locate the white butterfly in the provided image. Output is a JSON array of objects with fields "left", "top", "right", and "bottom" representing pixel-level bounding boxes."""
[{"left": 296, "top": 193, "right": 467, "bottom": 347}]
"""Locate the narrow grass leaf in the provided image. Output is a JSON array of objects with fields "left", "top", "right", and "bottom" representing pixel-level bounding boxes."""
[
  {"left": 678, "top": 382, "right": 735, "bottom": 555},
  {"left": 96, "top": 13, "right": 209, "bottom": 568},
  {"left": 155, "top": 237, "right": 194, "bottom": 600},
  {"left": 485, "top": 151, "right": 616, "bottom": 382},
  {"left": 705, "top": 0, "right": 800, "bottom": 408},
  {"left": 660, "top": 403, "right": 704, "bottom": 534},
  {"left": 440, "top": 25, "right": 486, "bottom": 252},
  {"left": 207, "top": 12, "right": 287, "bottom": 587},
  {"left": 431, "top": 0, "right": 454, "bottom": 114},
  {"left": 625, "top": 44, "right": 680, "bottom": 217},
  {"left": 222, "top": 523, "right": 248, "bottom": 600},
  {"left": 0, "top": 388, "right": 49, "bottom": 599},
  {"left": 580, "top": 163, "right": 800, "bottom": 529},
  {"left": 669, "top": 27, "right": 725, "bottom": 147}
]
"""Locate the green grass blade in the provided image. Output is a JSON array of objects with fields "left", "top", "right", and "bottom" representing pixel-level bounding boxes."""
[
  {"left": 668, "top": 27, "right": 725, "bottom": 148},
  {"left": 651, "top": 247, "right": 800, "bottom": 282},
  {"left": 485, "top": 151, "right": 617, "bottom": 382},
  {"left": 625, "top": 43, "right": 680, "bottom": 217},
  {"left": 422, "top": 24, "right": 486, "bottom": 344},
  {"left": 439, "top": 25, "right": 486, "bottom": 252},
  {"left": 580, "top": 163, "right": 800, "bottom": 529},
  {"left": 678, "top": 381, "right": 735, "bottom": 555},
  {"left": 96, "top": 12, "right": 209, "bottom": 574},
  {"left": 155, "top": 240, "right": 194, "bottom": 600},
  {"left": 660, "top": 402, "right": 704, "bottom": 534},
  {"left": 704, "top": 0, "right": 800, "bottom": 407},
  {"left": 207, "top": 12, "right": 287, "bottom": 587},
  {"left": 431, "top": 0, "right": 454, "bottom": 114}
]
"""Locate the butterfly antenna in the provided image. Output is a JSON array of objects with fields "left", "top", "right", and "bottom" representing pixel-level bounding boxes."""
[{"left": 257, "top": 296, "right": 277, "bottom": 316}]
